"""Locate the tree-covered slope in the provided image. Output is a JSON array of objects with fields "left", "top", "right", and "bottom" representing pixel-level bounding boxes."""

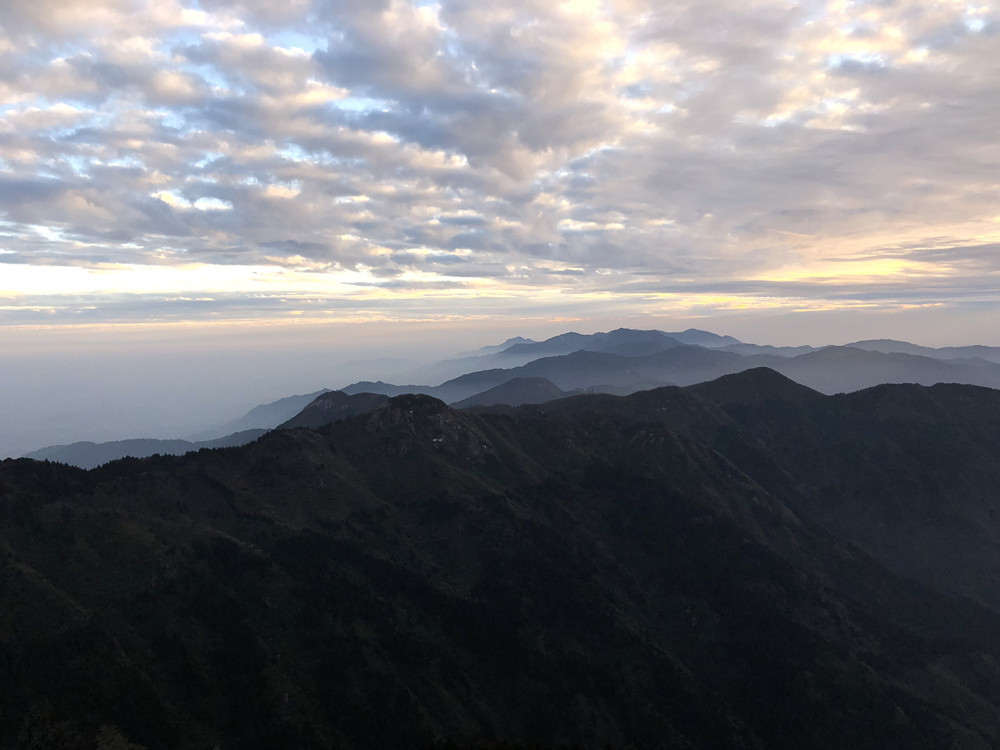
[{"left": 3, "top": 389, "right": 1000, "bottom": 748}]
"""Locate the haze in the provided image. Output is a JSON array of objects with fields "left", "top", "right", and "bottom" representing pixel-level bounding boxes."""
[{"left": 2, "top": 0, "right": 999, "bottom": 456}]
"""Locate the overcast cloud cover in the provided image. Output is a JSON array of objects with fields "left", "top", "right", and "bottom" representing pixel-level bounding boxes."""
[
  {"left": 2, "top": 0, "right": 999, "bottom": 331},
  {"left": 2, "top": 0, "right": 1000, "bottom": 456}
]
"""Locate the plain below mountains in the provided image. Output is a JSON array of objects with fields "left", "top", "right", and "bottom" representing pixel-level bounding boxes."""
[{"left": 6, "top": 370, "right": 1000, "bottom": 747}]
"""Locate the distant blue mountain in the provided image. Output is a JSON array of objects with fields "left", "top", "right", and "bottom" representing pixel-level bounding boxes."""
[{"left": 23, "top": 429, "right": 267, "bottom": 469}]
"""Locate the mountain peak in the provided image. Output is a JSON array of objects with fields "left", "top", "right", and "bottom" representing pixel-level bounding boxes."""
[
  {"left": 687, "top": 367, "right": 823, "bottom": 406},
  {"left": 454, "top": 336, "right": 539, "bottom": 358},
  {"left": 278, "top": 390, "right": 389, "bottom": 430},
  {"left": 365, "top": 394, "right": 497, "bottom": 461},
  {"left": 661, "top": 329, "right": 742, "bottom": 348}
]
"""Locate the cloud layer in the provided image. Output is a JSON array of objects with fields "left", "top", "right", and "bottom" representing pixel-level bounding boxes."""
[{"left": 2, "top": 0, "right": 999, "bottom": 327}]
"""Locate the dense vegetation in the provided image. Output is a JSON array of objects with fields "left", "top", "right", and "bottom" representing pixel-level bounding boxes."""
[{"left": 4, "top": 370, "right": 1000, "bottom": 748}]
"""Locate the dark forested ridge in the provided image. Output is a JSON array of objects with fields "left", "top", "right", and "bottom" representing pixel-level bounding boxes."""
[{"left": 4, "top": 372, "right": 1000, "bottom": 748}]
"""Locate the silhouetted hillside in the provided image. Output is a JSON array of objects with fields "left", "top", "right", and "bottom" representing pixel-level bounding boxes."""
[
  {"left": 687, "top": 366, "right": 824, "bottom": 406},
  {"left": 277, "top": 391, "right": 390, "bottom": 429},
  {"left": 5, "top": 383, "right": 1000, "bottom": 747},
  {"left": 688, "top": 371, "right": 1000, "bottom": 612}
]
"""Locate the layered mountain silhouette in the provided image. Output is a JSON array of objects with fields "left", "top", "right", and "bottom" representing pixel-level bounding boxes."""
[
  {"left": 343, "top": 340, "right": 1000, "bottom": 404},
  {"left": 450, "top": 376, "right": 571, "bottom": 409},
  {"left": 399, "top": 327, "right": 740, "bottom": 383},
  {"left": 21, "top": 429, "right": 268, "bottom": 470},
  {"left": 846, "top": 338, "right": 1000, "bottom": 364},
  {"left": 5, "top": 370, "right": 1000, "bottom": 747},
  {"left": 24, "top": 391, "right": 331, "bottom": 469},
  {"left": 23, "top": 328, "right": 1000, "bottom": 470},
  {"left": 186, "top": 389, "right": 331, "bottom": 441}
]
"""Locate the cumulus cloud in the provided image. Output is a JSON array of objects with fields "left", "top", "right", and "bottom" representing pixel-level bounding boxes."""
[{"left": 1, "top": 0, "right": 999, "bottom": 327}]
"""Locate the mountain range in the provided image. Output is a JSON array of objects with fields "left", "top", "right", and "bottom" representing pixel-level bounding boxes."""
[
  {"left": 5, "top": 362, "right": 1000, "bottom": 747},
  {"left": 348, "top": 333, "right": 1000, "bottom": 403},
  {"left": 25, "top": 328, "right": 1000, "bottom": 469}
]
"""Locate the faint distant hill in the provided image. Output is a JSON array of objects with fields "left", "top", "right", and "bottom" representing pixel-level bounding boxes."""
[
  {"left": 441, "top": 349, "right": 661, "bottom": 401},
  {"left": 22, "top": 429, "right": 267, "bottom": 470},
  {"left": 454, "top": 336, "right": 537, "bottom": 357},
  {"left": 397, "top": 328, "right": 744, "bottom": 386},
  {"left": 718, "top": 342, "right": 819, "bottom": 357},
  {"left": 846, "top": 338, "right": 1000, "bottom": 365},
  {"left": 27, "top": 388, "right": 335, "bottom": 468},
  {"left": 387, "top": 339, "right": 538, "bottom": 385},
  {"left": 773, "top": 345, "right": 1000, "bottom": 393},
  {"left": 396, "top": 328, "right": 691, "bottom": 384},
  {"left": 494, "top": 327, "right": 741, "bottom": 360},
  {"left": 342, "top": 349, "right": 667, "bottom": 404},
  {"left": 498, "top": 328, "right": 683, "bottom": 359},
  {"left": 187, "top": 389, "right": 330, "bottom": 441},
  {"left": 451, "top": 377, "right": 571, "bottom": 409},
  {"left": 662, "top": 328, "right": 743, "bottom": 348},
  {"left": 26, "top": 390, "right": 382, "bottom": 469}
]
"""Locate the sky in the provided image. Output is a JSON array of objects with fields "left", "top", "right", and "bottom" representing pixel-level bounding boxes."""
[{"left": 1, "top": 0, "right": 999, "bottom": 455}]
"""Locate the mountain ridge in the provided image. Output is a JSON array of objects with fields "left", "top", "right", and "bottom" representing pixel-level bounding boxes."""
[
  {"left": 7, "top": 380, "right": 1000, "bottom": 746},
  {"left": 339, "top": 339, "right": 1000, "bottom": 405},
  {"left": 24, "top": 328, "right": 1000, "bottom": 467},
  {"left": 7, "top": 374, "right": 1000, "bottom": 746}
]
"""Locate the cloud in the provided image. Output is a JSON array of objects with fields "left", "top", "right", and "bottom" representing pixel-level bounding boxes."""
[{"left": 1, "top": 0, "right": 998, "bottom": 329}]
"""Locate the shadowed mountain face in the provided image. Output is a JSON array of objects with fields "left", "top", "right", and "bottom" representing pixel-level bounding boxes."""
[
  {"left": 277, "top": 390, "right": 390, "bottom": 430},
  {"left": 689, "top": 370, "right": 1000, "bottom": 612},
  {"left": 5, "top": 380, "right": 1000, "bottom": 748},
  {"left": 685, "top": 365, "right": 823, "bottom": 406}
]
